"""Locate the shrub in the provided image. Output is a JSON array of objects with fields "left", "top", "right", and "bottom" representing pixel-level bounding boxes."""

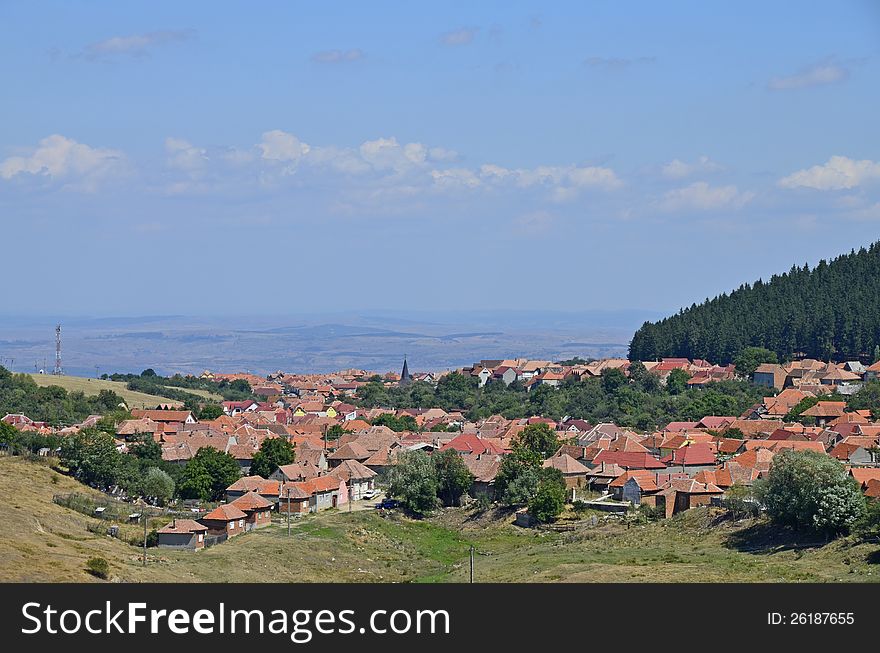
[
  {"left": 638, "top": 504, "right": 665, "bottom": 521},
  {"left": 854, "top": 498, "right": 880, "bottom": 538},
  {"left": 473, "top": 494, "right": 492, "bottom": 512},
  {"left": 724, "top": 484, "right": 761, "bottom": 519},
  {"left": 86, "top": 556, "right": 110, "bottom": 579}
]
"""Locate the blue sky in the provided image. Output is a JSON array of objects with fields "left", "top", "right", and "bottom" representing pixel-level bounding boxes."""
[{"left": 1, "top": 1, "right": 879, "bottom": 317}]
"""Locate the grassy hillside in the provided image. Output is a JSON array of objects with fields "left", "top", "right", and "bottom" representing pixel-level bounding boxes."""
[
  {"left": 162, "top": 386, "right": 223, "bottom": 402},
  {"left": 25, "top": 374, "right": 212, "bottom": 409},
  {"left": 1, "top": 456, "right": 877, "bottom": 583}
]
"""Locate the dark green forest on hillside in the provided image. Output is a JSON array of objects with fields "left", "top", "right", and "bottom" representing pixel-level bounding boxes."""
[{"left": 629, "top": 242, "right": 880, "bottom": 364}]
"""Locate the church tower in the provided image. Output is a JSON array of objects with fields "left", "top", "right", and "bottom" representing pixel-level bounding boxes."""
[{"left": 400, "top": 357, "right": 412, "bottom": 386}]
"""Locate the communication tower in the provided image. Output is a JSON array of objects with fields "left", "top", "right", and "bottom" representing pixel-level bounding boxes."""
[{"left": 53, "top": 325, "right": 62, "bottom": 375}]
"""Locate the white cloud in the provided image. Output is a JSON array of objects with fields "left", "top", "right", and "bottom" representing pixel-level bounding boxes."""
[
  {"left": 157, "top": 130, "right": 623, "bottom": 207},
  {"left": 661, "top": 155, "right": 723, "bottom": 179},
  {"left": 258, "top": 130, "right": 311, "bottom": 163},
  {"left": 767, "top": 61, "right": 848, "bottom": 90},
  {"left": 658, "top": 182, "right": 753, "bottom": 212},
  {"left": 165, "top": 137, "right": 208, "bottom": 171},
  {"left": 778, "top": 155, "right": 880, "bottom": 190},
  {"left": 428, "top": 147, "right": 459, "bottom": 162},
  {"left": 479, "top": 163, "right": 514, "bottom": 182},
  {"left": 566, "top": 166, "right": 622, "bottom": 190},
  {"left": 310, "top": 49, "right": 364, "bottom": 64},
  {"left": 81, "top": 30, "right": 194, "bottom": 60},
  {"left": 440, "top": 28, "right": 478, "bottom": 47},
  {"left": 431, "top": 168, "right": 481, "bottom": 189},
  {"left": 0, "top": 134, "right": 125, "bottom": 189},
  {"left": 306, "top": 145, "right": 371, "bottom": 175},
  {"left": 480, "top": 164, "right": 622, "bottom": 194},
  {"left": 359, "top": 137, "right": 427, "bottom": 173}
]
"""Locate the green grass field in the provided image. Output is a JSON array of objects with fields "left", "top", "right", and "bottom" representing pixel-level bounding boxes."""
[
  {"left": 26, "top": 374, "right": 221, "bottom": 409},
  {"left": 1, "top": 456, "right": 878, "bottom": 583}
]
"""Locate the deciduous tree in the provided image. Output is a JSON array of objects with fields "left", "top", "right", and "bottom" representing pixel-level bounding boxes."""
[
  {"left": 388, "top": 450, "right": 438, "bottom": 516},
  {"left": 755, "top": 449, "right": 865, "bottom": 535},
  {"left": 178, "top": 447, "right": 241, "bottom": 501},
  {"left": 249, "top": 437, "right": 295, "bottom": 478},
  {"left": 433, "top": 448, "right": 474, "bottom": 506}
]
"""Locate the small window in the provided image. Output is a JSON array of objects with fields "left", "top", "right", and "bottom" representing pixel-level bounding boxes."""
[
  {"left": 239, "top": 519, "right": 244, "bottom": 527},
  {"left": 198, "top": 533, "right": 204, "bottom": 542}
]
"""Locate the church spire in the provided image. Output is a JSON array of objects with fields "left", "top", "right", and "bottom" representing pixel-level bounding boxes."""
[{"left": 400, "top": 356, "right": 411, "bottom": 386}]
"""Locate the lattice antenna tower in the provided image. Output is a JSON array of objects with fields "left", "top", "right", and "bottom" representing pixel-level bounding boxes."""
[{"left": 54, "top": 324, "right": 62, "bottom": 375}]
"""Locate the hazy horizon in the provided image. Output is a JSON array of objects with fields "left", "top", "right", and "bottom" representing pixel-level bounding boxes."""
[{"left": 0, "top": 309, "right": 652, "bottom": 376}]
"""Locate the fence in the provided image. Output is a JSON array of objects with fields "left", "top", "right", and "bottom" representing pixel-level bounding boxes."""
[
  {"left": 204, "top": 533, "right": 228, "bottom": 549},
  {"left": 52, "top": 492, "right": 201, "bottom": 522}
]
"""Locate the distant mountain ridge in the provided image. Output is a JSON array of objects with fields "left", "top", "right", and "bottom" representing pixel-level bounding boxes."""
[{"left": 628, "top": 242, "right": 880, "bottom": 364}]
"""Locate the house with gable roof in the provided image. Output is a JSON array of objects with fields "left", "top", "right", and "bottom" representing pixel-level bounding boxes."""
[
  {"left": 157, "top": 519, "right": 208, "bottom": 550},
  {"left": 542, "top": 452, "right": 591, "bottom": 489},
  {"left": 327, "top": 459, "right": 377, "bottom": 500},
  {"left": 200, "top": 504, "right": 247, "bottom": 538},
  {"left": 230, "top": 491, "right": 274, "bottom": 530}
]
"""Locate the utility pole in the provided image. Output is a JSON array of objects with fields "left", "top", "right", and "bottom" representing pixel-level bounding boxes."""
[
  {"left": 469, "top": 545, "right": 475, "bottom": 583},
  {"left": 287, "top": 488, "right": 291, "bottom": 537},
  {"left": 140, "top": 501, "right": 147, "bottom": 567}
]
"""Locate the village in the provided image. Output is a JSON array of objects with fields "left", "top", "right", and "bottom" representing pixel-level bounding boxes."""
[{"left": 3, "top": 354, "right": 879, "bottom": 554}]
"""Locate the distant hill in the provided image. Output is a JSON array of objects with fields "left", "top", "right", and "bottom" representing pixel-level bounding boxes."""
[{"left": 629, "top": 242, "right": 880, "bottom": 364}]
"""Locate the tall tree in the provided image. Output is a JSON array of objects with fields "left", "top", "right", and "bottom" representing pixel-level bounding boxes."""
[
  {"left": 666, "top": 368, "right": 691, "bottom": 395},
  {"left": 141, "top": 467, "right": 175, "bottom": 505},
  {"left": 59, "top": 429, "right": 122, "bottom": 489},
  {"left": 528, "top": 468, "right": 567, "bottom": 522},
  {"left": 733, "top": 347, "right": 778, "bottom": 378},
  {"left": 513, "top": 422, "right": 560, "bottom": 459},
  {"left": 755, "top": 449, "right": 865, "bottom": 535},
  {"left": 178, "top": 447, "right": 241, "bottom": 501},
  {"left": 433, "top": 448, "right": 474, "bottom": 506},
  {"left": 249, "top": 437, "right": 295, "bottom": 478},
  {"left": 387, "top": 450, "right": 439, "bottom": 516}
]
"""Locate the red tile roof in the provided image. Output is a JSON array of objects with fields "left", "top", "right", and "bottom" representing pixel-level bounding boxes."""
[
  {"left": 440, "top": 433, "right": 506, "bottom": 455},
  {"left": 661, "top": 443, "right": 716, "bottom": 466},
  {"left": 231, "top": 491, "right": 273, "bottom": 511},
  {"left": 609, "top": 469, "right": 658, "bottom": 490},
  {"left": 202, "top": 504, "right": 247, "bottom": 521},
  {"left": 591, "top": 450, "right": 666, "bottom": 470},
  {"left": 157, "top": 519, "right": 207, "bottom": 534},
  {"left": 865, "top": 479, "right": 880, "bottom": 499},
  {"left": 542, "top": 453, "right": 590, "bottom": 475},
  {"left": 849, "top": 468, "right": 880, "bottom": 487}
]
